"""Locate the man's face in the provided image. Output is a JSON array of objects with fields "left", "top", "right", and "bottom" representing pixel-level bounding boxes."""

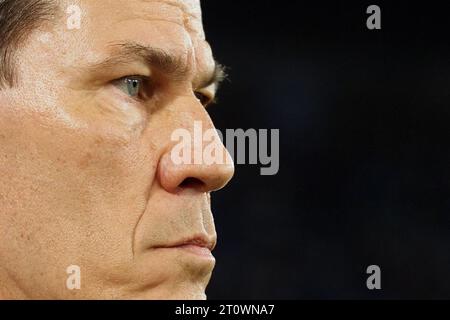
[{"left": 0, "top": 0, "right": 234, "bottom": 299}]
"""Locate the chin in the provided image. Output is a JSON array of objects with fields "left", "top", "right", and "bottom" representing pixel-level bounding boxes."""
[
  {"left": 139, "top": 283, "right": 210, "bottom": 300},
  {"left": 129, "top": 291, "right": 207, "bottom": 301},
  {"left": 178, "top": 291, "right": 208, "bottom": 300},
  {"left": 115, "top": 279, "right": 208, "bottom": 300}
]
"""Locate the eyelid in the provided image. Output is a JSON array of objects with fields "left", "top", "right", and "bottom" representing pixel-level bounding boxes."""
[
  {"left": 195, "top": 89, "right": 215, "bottom": 107},
  {"left": 195, "top": 83, "right": 217, "bottom": 107}
]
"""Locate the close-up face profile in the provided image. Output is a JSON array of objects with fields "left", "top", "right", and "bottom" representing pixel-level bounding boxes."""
[
  {"left": 0, "top": 0, "right": 234, "bottom": 299},
  {"left": 1, "top": 0, "right": 449, "bottom": 308}
]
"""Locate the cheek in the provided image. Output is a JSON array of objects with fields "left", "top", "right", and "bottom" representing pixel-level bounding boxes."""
[
  {"left": 0, "top": 104, "right": 159, "bottom": 291},
  {"left": 40, "top": 87, "right": 155, "bottom": 215},
  {"left": 50, "top": 122, "right": 158, "bottom": 232},
  {"left": 79, "top": 89, "right": 150, "bottom": 134}
]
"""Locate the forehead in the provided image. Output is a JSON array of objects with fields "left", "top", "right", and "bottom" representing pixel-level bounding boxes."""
[
  {"left": 89, "top": 1, "right": 201, "bottom": 26},
  {"left": 82, "top": 0, "right": 204, "bottom": 43},
  {"left": 68, "top": 0, "right": 211, "bottom": 69}
]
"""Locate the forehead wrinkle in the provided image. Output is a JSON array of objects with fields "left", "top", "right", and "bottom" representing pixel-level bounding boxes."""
[
  {"left": 139, "top": 0, "right": 201, "bottom": 20},
  {"left": 138, "top": 0, "right": 203, "bottom": 37},
  {"left": 94, "top": 0, "right": 200, "bottom": 34}
]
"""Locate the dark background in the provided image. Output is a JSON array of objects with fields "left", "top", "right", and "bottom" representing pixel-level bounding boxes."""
[{"left": 201, "top": 1, "right": 450, "bottom": 299}]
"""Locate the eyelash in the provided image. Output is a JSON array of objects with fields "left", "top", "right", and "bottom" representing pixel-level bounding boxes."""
[
  {"left": 195, "top": 91, "right": 214, "bottom": 107},
  {"left": 112, "top": 75, "right": 214, "bottom": 107}
]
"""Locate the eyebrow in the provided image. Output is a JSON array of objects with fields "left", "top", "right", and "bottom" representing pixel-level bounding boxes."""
[{"left": 88, "top": 42, "right": 226, "bottom": 90}]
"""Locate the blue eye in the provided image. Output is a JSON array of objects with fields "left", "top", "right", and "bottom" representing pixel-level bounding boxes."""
[{"left": 115, "top": 76, "right": 145, "bottom": 98}]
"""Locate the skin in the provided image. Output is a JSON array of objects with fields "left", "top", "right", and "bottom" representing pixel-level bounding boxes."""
[{"left": 0, "top": 0, "right": 234, "bottom": 299}]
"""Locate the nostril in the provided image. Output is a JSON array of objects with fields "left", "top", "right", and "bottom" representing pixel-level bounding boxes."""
[{"left": 179, "top": 177, "right": 205, "bottom": 189}]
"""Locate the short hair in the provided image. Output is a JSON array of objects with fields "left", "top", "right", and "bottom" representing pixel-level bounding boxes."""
[{"left": 0, "top": 0, "right": 56, "bottom": 88}]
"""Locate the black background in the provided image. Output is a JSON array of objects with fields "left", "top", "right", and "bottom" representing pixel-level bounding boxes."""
[{"left": 202, "top": 1, "right": 450, "bottom": 299}]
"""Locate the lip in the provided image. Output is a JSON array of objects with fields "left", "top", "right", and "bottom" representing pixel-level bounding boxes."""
[
  {"left": 153, "top": 235, "right": 216, "bottom": 258},
  {"left": 173, "top": 244, "right": 214, "bottom": 258}
]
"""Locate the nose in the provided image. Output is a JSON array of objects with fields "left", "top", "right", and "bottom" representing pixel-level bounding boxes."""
[{"left": 157, "top": 101, "right": 235, "bottom": 194}]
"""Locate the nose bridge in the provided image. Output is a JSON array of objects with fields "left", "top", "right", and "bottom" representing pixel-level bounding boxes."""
[
  {"left": 157, "top": 95, "right": 235, "bottom": 193},
  {"left": 168, "top": 93, "right": 219, "bottom": 144}
]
